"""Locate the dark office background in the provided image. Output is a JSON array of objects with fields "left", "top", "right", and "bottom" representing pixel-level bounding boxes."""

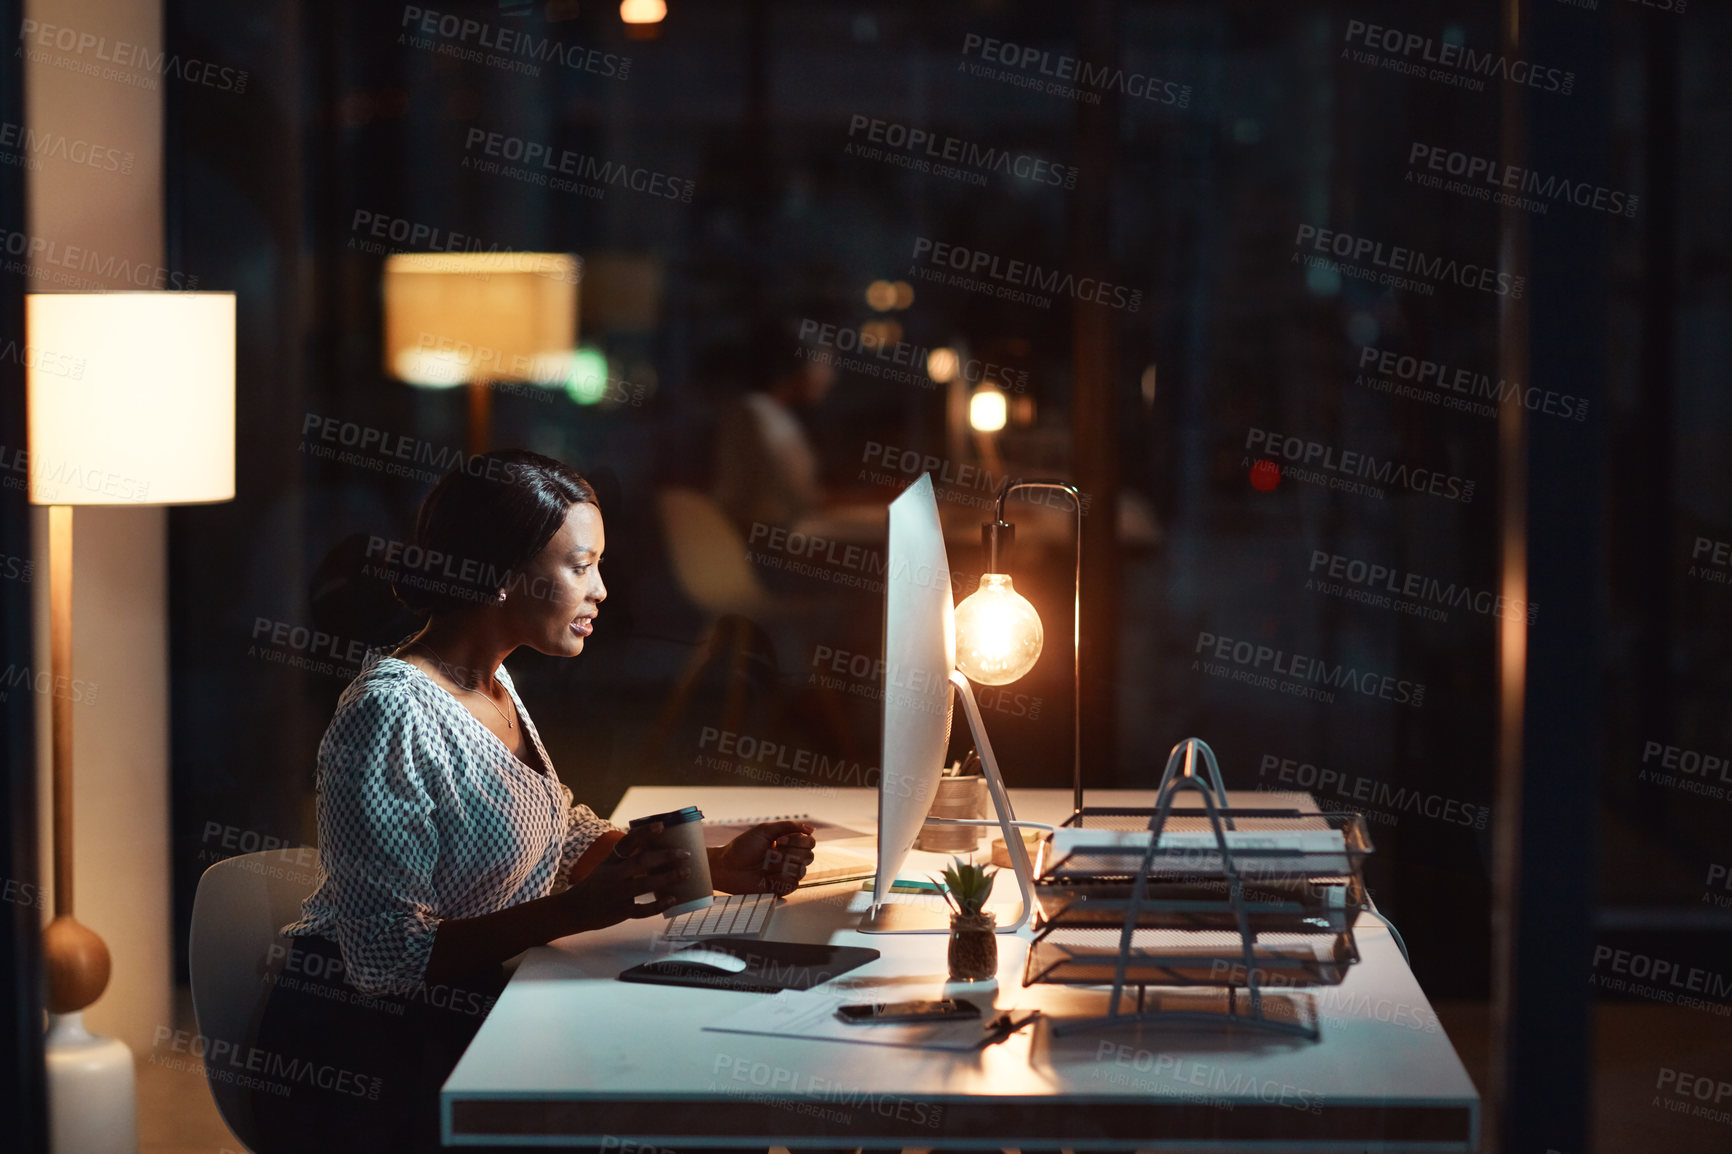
[{"left": 2, "top": 0, "right": 1729, "bottom": 1150}]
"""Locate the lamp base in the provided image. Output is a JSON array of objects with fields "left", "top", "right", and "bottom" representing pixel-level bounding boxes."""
[{"left": 45, "top": 1012, "right": 137, "bottom": 1154}]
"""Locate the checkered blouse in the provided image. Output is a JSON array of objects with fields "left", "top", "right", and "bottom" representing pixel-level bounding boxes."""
[{"left": 281, "top": 646, "right": 616, "bottom": 997}]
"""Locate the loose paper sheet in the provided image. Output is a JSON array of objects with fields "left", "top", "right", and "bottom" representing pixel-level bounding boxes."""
[{"left": 704, "top": 987, "right": 1023, "bottom": 1052}]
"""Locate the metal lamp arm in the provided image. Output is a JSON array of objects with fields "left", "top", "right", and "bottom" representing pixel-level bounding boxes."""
[
  {"left": 948, "top": 670, "right": 1036, "bottom": 933},
  {"left": 987, "top": 477, "right": 1085, "bottom": 815}
]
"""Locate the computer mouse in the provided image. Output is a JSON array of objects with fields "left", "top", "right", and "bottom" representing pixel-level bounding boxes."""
[{"left": 642, "top": 947, "right": 750, "bottom": 976}]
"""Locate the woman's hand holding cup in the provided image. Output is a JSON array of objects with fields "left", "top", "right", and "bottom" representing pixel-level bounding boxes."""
[{"left": 560, "top": 822, "right": 692, "bottom": 933}]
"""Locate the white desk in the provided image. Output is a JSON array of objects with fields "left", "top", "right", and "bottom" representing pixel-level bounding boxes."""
[{"left": 443, "top": 788, "right": 1480, "bottom": 1150}]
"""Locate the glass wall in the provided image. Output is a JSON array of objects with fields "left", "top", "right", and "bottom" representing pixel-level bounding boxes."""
[{"left": 151, "top": 2, "right": 1732, "bottom": 1147}]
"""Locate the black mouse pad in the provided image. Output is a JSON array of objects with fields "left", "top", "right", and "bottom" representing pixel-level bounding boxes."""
[{"left": 618, "top": 938, "right": 880, "bottom": 993}]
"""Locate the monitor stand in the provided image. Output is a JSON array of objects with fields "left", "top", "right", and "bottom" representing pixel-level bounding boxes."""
[{"left": 860, "top": 671, "right": 1038, "bottom": 935}]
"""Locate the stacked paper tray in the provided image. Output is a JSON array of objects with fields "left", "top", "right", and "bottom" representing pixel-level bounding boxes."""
[
  {"left": 1032, "top": 875, "right": 1360, "bottom": 935},
  {"left": 1023, "top": 806, "right": 1373, "bottom": 989},
  {"left": 1024, "top": 926, "right": 1361, "bottom": 988},
  {"left": 1040, "top": 809, "right": 1370, "bottom": 876}
]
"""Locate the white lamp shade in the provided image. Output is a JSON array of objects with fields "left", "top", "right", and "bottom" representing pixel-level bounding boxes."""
[
  {"left": 382, "top": 252, "right": 580, "bottom": 387},
  {"left": 26, "top": 292, "right": 236, "bottom": 506}
]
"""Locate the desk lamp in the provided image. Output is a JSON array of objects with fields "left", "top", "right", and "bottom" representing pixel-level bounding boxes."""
[
  {"left": 382, "top": 252, "right": 580, "bottom": 455},
  {"left": 27, "top": 291, "right": 236, "bottom": 1154},
  {"left": 954, "top": 478, "right": 1084, "bottom": 814}
]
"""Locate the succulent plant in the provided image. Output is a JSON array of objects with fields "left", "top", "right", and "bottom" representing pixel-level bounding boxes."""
[{"left": 935, "top": 857, "right": 997, "bottom": 918}]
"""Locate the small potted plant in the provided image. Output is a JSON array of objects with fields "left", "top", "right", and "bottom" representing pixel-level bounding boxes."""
[{"left": 937, "top": 857, "right": 998, "bottom": 981}]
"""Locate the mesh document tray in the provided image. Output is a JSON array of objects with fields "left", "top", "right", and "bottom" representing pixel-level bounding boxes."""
[
  {"left": 1025, "top": 926, "right": 1361, "bottom": 988},
  {"left": 1032, "top": 875, "right": 1362, "bottom": 934},
  {"left": 1034, "top": 807, "right": 1373, "bottom": 935},
  {"left": 1025, "top": 806, "right": 1371, "bottom": 990},
  {"left": 1029, "top": 739, "right": 1376, "bottom": 1038}
]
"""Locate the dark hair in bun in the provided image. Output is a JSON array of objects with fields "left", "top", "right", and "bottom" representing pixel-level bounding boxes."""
[{"left": 391, "top": 450, "right": 596, "bottom": 616}]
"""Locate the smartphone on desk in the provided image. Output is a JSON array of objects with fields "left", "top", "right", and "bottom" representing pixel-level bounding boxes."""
[{"left": 834, "top": 999, "right": 982, "bottom": 1025}]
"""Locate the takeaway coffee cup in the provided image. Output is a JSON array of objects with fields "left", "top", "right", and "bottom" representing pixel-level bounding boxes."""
[{"left": 629, "top": 806, "right": 714, "bottom": 917}]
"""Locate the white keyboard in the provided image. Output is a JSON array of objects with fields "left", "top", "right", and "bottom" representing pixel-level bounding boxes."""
[{"left": 663, "top": 892, "right": 777, "bottom": 940}]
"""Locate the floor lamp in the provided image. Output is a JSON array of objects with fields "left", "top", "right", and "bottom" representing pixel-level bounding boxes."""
[
  {"left": 381, "top": 253, "right": 580, "bottom": 456},
  {"left": 27, "top": 291, "right": 236, "bottom": 1154}
]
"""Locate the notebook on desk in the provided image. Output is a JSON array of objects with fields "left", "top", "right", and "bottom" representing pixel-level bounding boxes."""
[{"left": 705, "top": 814, "right": 878, "bottom": 887}]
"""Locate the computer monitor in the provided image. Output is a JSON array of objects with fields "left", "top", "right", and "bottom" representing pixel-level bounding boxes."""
[{"left": 863, "top": 474, "right": 1035, "bottom": 933}]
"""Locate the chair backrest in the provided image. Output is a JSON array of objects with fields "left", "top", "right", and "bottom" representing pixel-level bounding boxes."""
[
  {"left": 188, "top": 848, "right": 323, "bottom": 1153},
  {"left": 657, "top": 487, "right": 770, "bottom": 617}
]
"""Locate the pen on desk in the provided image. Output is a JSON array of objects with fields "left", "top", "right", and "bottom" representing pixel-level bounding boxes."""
[{"left": 982, "top": 1011, "right": 1041, "bottom": 1046}]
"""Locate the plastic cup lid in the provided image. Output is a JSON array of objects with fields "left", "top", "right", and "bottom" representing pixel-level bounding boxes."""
[{"left": 630, "top": 805, "right": 704, "bottom": 828}]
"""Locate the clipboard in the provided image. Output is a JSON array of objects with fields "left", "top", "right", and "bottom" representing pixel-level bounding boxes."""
[{"left": 617, "top": 938, "right": 880, "bottom": 994}]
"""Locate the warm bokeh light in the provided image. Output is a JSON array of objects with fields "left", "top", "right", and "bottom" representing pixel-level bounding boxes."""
[
  {"left": 865, "top": 280, "right": 898, "bottom": 310},
  {"left": 969, "top": 382, "right": 1008, "bottom": 432},
  {"left": 620, "top": 0, "right": 667, "bottom": 24},
  {"left": 890, "top": 281, "right": 915, "bottom": 309},
  {"left": 861, "top": 318, "right": 902, "bottom": 347},
  {"left": 954, "top": 573, "right": 1044, "bottom": 685},
  {"left": 926, "top": 347, "right": 960, "bottom": 383}
]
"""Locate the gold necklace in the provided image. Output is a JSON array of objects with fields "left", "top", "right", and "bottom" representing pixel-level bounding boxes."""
[{"left": 409, "top": 639, "right": 515, "bottom": 730}]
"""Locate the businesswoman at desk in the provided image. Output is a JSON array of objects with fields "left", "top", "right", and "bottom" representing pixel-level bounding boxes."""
[{"left": 252, "top": 451, "right": 817, "bottom": 1154}]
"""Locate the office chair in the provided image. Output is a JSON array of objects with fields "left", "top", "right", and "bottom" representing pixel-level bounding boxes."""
[
  {"left": 187, "top": 848, "right": 323, "bottom": 1154},
  {"left": 648, "top": 487, "right": 857, "bottom": 770},
  {"left": 649, "top": 488, "right": 788, "bottom": 751},
  {"left": 657, "top": 487, "right": 779, "bottom": 620}
]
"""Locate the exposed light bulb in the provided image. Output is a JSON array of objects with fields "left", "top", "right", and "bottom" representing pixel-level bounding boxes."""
[{"left": 954, "top": 573, "right": 1043, "bottom": 685}]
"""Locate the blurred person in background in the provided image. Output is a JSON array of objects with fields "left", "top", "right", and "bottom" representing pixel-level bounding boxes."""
[{"left": 713, "top": 322, "right": 835, "bottom": 532}]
